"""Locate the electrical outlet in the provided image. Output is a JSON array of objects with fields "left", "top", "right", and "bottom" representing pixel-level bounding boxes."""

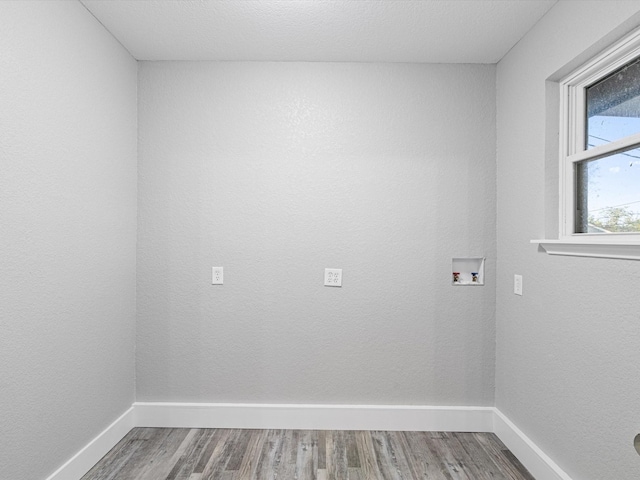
[
  {"left": 324, "top": 268, "right": 342, "bottom": 287},
  {"left": 514, "top": 274, "right": 523, "bottom": 296},
  {"left": 212, "top": 267, "right": 223, "bottom": 285}
]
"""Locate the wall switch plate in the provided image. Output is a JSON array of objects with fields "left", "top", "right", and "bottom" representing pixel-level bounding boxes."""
[
  {"left": 212, "top": 267, "right": 223, "bottom": 285},
  {"left": 514, "top": 274, "right": 523, "bottom": 296},
  {"left": 324, "top": 268, "right": 342, "bottom": 287}
]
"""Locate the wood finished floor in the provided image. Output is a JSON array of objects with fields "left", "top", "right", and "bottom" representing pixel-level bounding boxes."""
[{"left": 81, "top": 428, "right": 536, "bottom": 480}]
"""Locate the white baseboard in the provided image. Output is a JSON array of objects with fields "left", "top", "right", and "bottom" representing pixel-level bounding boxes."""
[
  {"left": 45, "top": 407, "right": 134, "bottom": 480},
  {"left": 133, "top": 402, "right": 495, "bottom": 432},
  {"left": 493, "top": 408, "right": 573, "bottom": 480}
]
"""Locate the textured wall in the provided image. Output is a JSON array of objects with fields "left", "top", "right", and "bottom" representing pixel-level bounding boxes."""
[
  {"left": 496, "top": 2, "right": 640, "bottom": 479},
  {"left": 0, "top": 2, "right": 138, "bottom": 479},
  {"left": 137, "top": 62, "right": 496, "bottom": 406}
]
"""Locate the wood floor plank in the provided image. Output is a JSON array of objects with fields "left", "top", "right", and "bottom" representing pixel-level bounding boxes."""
[
  {"left": 82, "top": 428, "right": 536, "bottom": 480},
  {"left": 120, "top": 428, "right": 190, "bottom": 480},
  {"left": 500, "top": 449, "right": 536, "bottom": 480},
  {"left": 371, "top": 430, "right": 405, "bottom": 480},
  {"left": 398, "top": 430, "right": 451, "bottom": 480},
  {"left": 311, "top": 430, "right": 320, "bottom": 477},
  {"left": 200, "top": 429, "right": 242, "bottom": 480},
  {"left": 235, "top": 430, "right": 267, "bottom": 480},
  {"left": 81, "top": 429, "right": 145, "bottom": 480},
  {"left": 317, "top": 430, "right": 327, "bottom": 470},
  {"left": 418, "top": 431, "right": 456, "bottom": 479},
  {"left": 295, "top": 430, "right": 315, "bottom": 480},
  {"left": 453, "top": 432, "right": 508, "bottom": 480},
  {"left": 165, "top": 429, "right": 212, "bottom": 480},
  {"left": 427, "top": 432, "right": 474, "bottom": 480},
  {"left": 192, "top": 429, "right": 224, "bottom": 474},
  {"left": 254, "top": 429, "right": 282, "bottom": 480},
  {"left": 152, "top": 429, "right": 200, "bottom": 479},
  {"left": 348, "top": 467, "right": 362, "bottom": 480},
  {"left": 273, "top": 429, "right": 297, "bottom": 478},
  {"left": 384, "top": 431, "right": 418, "bottom": 480},
  {"left": 187, "top": 430, "right": 225, "bottom": 478},
  {"left": 446, "top": 432, "right": 504, "bottom": 480},
  {"left": 290, "top": 430, "right": 300, "bottom": 466},
  {"left": 326, "top": 430, "right": 348, "bottom": 480},
  {"left": 81, "top": 434, "right": 145, "bottom": 480},
  {"left": 393, "top": 431, "right": 425, "bottom": 480},
  {"left": 226, "top": 429, "right": 252, "bottom": 471},
  {"left": 473, "top": 433, "right": 536, "bottom": 480},
  {"left": 345, "top": 430, "right": 360, "bottom": 468},
  {"left": 355, "top": 431, "right": 383, "bottom": 480}
]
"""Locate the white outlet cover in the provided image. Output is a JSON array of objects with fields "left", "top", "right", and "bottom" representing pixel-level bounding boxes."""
[
  {"left": 324, "top": 268, "right": 342, "bottom": 287},
  {"left": 212, "top": 267, "right": 223, "bottom": 285},
  {"left": 514, "top": 274, "right": 522, "bottom": 296}
]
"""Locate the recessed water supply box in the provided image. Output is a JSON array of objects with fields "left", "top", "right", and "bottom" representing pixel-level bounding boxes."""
[{"left": 452, "top": 257, "right": 485, "bottom": 286}]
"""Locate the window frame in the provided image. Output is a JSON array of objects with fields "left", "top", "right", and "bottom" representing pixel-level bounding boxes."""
[
  {"left": 533, "top": 27, "right": 640, "bottom": 260},
  {"left": 559, "top": 27, "right": 640, "bottom": 244}
]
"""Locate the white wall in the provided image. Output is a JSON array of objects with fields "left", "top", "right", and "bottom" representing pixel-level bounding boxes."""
[
  {"left": 496, "top": 2, "right": 640, "bottom": 479},
  {"left": 137, "top": 62, "right": 497, "bottom": 406},
  {"left": 0, "top": 2, "right": 138, "bottom": 479}
]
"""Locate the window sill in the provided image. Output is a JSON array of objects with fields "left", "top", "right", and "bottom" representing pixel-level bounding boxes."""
[{"left": 531, "top": 239, "right": 640, "bottom": 260}]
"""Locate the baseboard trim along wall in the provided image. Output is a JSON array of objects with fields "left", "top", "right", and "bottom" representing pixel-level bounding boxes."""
[
  {"left": 45, "top": 403, "right": 573, "bottom": 480},
  {"left": 45, "top": 407, "right": 134, "bottom": 480},
  {"left": 493, "top": 408, "right": 573, "bottom": 480},
  {"left": 133, "top": 402, "right": 495, "bottom": 432}
]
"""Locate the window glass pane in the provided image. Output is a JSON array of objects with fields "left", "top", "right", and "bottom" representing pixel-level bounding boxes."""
[
  {"left": 574, "top": 146, "right": 640, "bottom": 233},
  {"left": 586, "top": 57, "right": 640, "bottom": 149}
]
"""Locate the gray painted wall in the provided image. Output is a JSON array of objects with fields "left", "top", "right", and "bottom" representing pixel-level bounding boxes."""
[
  {"left": 137, "top": 62, "right": 497, "bottom": 406},
  {"left": 0, "top": 2, "right": 138, "bottom": 479},
  {"left": 496, "top": 2, "right": 640, "bottom": 479},
  {"left": 10, "top": 2, "right": 640, "bottom": 478}
]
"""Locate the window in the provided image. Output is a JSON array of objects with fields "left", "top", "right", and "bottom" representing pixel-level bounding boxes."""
[
  {"left": 560, "top": 29, "right": 640, "bottom": 241},
  {"left": 534, "top": 28, "right": 640, "bottom": 259}
]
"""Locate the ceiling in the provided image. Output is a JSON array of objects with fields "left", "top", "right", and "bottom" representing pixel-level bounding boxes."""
[{"left": 80, "top": 0, "right": 557, "bottom": 63}]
